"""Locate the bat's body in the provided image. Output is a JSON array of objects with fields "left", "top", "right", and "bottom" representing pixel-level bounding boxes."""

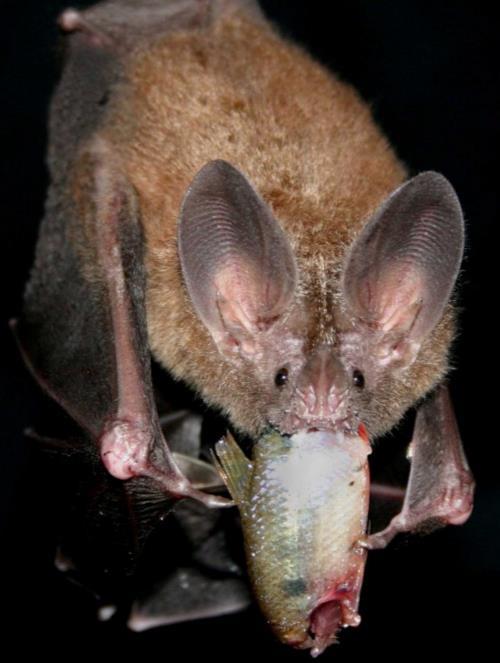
[
  {"left": 79, "top": 5, "right": 444, "bottom": 435},
  {"left": 101, "top": 7, "right": 410, "bottom": 433},
  {"left": 17, "top": 0, "right": 474, "bottom": 653}
]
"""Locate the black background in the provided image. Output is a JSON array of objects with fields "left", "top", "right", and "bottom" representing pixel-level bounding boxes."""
[{"left": 1, "top": 1, "right": 498, "bottom": 659}]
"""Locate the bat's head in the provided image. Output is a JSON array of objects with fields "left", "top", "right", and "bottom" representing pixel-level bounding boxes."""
[{"left": 178, "top": 160, "right": 464, "bottom": 439}]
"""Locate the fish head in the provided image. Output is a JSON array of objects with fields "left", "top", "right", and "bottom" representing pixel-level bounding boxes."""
[{"left": 276, "top": 568, "right": 366, "bottom": 657}]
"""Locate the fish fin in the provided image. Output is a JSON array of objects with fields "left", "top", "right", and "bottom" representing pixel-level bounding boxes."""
[{"left": 213, "top": 432, "right": 252, "bottom": 504}]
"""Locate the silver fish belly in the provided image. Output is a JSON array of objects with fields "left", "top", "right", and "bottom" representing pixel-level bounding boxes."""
[{"left": 215, "top": 429, "right": 370, "bottom": 656}]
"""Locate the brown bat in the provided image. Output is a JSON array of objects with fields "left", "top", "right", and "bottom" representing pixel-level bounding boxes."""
[{"left": 15, "top": 0, "right": 474, "bottom": 653}]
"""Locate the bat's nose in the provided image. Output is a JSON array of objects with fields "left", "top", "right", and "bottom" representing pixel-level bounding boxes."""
[{"left": 295, "top": 345, "right": 348, "bottom": 421}]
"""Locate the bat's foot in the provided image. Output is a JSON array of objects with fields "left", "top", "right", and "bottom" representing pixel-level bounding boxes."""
[
  {"left": 361, "top": 467, "right": 475, "bottom": 550},
  {"left": 100, "top": 419, "right": 152, "bottom": 480},
  {"left": 100, "top": 418, "right": 233, "bottom": 508},
  {"left": 435, "top": 468, "right": 475, "bottom": 525}
]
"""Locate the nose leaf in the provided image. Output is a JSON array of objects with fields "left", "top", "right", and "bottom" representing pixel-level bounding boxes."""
[{"left": 296, "top": 346, "right": 348, "bottom": 423}]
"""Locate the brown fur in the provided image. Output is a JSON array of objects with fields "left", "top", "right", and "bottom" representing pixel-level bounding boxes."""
[{"left": 86, "top": 9, "right": 454, "bottom": 435}]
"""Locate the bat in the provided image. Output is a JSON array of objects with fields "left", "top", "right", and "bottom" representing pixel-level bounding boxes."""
[{"left": 13, "top": 0, "right": 474, "bottom": 651}]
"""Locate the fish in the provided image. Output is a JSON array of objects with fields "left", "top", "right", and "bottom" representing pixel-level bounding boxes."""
[{"left": 214, "top": 428, "right": 371, "bottom": 655}]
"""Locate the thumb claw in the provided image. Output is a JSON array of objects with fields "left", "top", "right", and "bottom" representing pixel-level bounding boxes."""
[
  {"left": 355, "top": 536, "right": 371, "bottom": 550},
  {"left": 185, "top": 486, "right": 235, "bottom": 508}
]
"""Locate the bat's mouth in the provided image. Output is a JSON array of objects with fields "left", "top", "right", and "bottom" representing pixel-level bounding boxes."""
[{"left": 306, "top": 423, "right": 369, "bottom": 442}]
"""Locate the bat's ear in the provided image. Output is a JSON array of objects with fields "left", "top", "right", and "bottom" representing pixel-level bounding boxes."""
[
  {"left": 342, "top": 172, "right": 464, "bottom": 367},
  {"left": 178, "top": 160, "right": 297, "bottom": 359}
]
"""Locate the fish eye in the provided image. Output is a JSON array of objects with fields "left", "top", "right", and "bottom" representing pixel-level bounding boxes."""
[
  {"left": 275, "top": 367, "right": 289, "bottom": 387},
  {"left": 353, "top": 369, "right": 365, "bottom": 389}
]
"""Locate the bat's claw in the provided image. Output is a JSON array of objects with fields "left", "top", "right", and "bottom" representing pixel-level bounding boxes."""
[
  {"left": 358, "top": 513, "right": 409, "bottom": 550},
  {"left": 362, "top": 530, "right": 394, "bottom": 550},
  {"left": 152, "top": 449, "right": 235, "bottom": 508},
  {"left": 181, "top": 485, "right": 235, "bottom": 508},
  {"left": 355, "top": 535, "right": 379, "bottom": 551},
  {"left": 139, "top": 458, "right": 235, "bottom": 508}
]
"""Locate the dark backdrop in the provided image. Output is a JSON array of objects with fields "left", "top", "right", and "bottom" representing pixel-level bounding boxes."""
[{"left": 1, "top": 1, "right": 498, "bottom": 659}]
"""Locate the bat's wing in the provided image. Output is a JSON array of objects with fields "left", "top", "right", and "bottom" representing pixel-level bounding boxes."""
[
  {"left": 366, "top": 385, "right": 475, "bottom": 549},
  {"left": 15, "top": 141, "right": 225, "bottom": 508},
  {"left": 15, "top": 0, "right": 241, "bottom": 508},
  {"left": 128, "top": 500, "right": 250, "bottom": 631},
  {"left": 128, "top": 568, "right": 250, "bottom": 630},
  {"left": 32, "top": 414, "right": 248, "bottom": 624},
  {"left": 58, "top": 0, "right": 263, "bottom": 49}
]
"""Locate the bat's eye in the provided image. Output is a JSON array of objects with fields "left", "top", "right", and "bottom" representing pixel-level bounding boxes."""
[
  {"left": 275, "top": 367, "right": 289, "bottom": 387},
  {"left": 352, "top": 369, "right": 365, "bottom": 389}
]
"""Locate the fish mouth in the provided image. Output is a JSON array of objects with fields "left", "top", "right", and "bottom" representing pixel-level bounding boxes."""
[
  {"left": 280, "top": 571, "right": 365, "bottom": 657},
  {"left": 282, "top": 594, "right": 362, "bottom": 657},
  {"left": 307, "top": 595, "right": 361, "bottom": 657},
  {"left": 308, "top": 599, "right": 343, "bottom": 657}
]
